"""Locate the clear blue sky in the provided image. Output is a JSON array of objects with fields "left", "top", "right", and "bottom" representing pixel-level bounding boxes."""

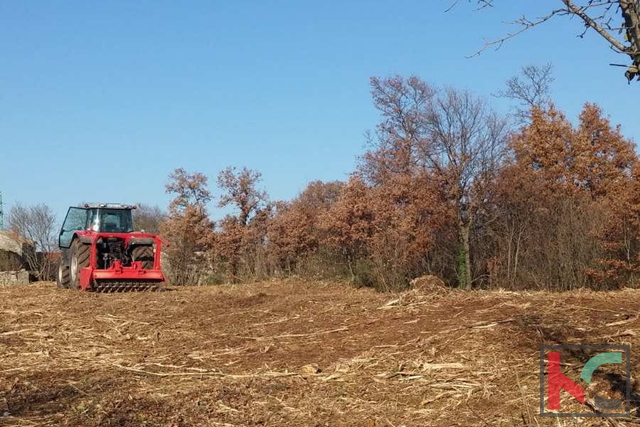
[{"left": 1, "top": 0, "right": 637, "bottom": 223}]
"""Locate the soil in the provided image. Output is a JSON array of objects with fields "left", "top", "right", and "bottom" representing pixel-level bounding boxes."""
[{"left": 1, "top": 281, "right": 640, "bottom": 426}]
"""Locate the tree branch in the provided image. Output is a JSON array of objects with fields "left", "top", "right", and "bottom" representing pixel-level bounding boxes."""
[
  {"left": 468, "top": 10, "right": 565, "bottom": 57},
  {"left": 559, "top": 0, "right": 629, "bottom": 53},
  {"left": 461, "top": 0, "right": 640, "bottom": 82}
]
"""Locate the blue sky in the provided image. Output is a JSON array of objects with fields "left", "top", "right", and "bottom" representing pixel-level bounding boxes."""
[{"left": 0, "top": 0, "right": 636, "bottom": 223}]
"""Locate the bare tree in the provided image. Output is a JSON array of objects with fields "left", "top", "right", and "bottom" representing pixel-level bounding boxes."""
[
  {"left": 364, "top": 77, "right": 510, "bottom": 288},
  {"left": 453, "top": 0, "right": 640, "bottom": 82},
  {"left": 7, "top": 203, "right": 57, "bottom": 280},
  {"left": 133, "top": 203, "right": 166, "bottom": 234},
  {"left": 421, "top": 88, "right": 510, "bottom": 288},
  {"left": 495, "top": 63, "right": 554, "bottom": 123},
  {"left": 359, "top": 76, "right": 436, "bottom": 185}
]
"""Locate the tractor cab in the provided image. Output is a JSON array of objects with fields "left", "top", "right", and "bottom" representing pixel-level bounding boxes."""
[{"left": 59, "top": 203, "right": 135, "bottom": 249}]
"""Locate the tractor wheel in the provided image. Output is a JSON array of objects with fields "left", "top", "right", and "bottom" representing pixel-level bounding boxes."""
[
  {"left": 70, "top": 239, "right": 91, "bottom": 289},
  {"left": 132, "top": 245, "right": 154, "bottom": 269},
  {"left": 56, "top": 261, "right": 70, "bottom": 289}
]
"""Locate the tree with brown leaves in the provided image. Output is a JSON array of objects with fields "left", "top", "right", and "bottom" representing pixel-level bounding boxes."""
[
  {"left": 161, "top": 168, "right": 215, "bottom": 285},
  {"left": 491, "top": 103, "right": 639, "bottom": 289},
  {"left": 362, "top": 76, "right": 510, "bottom": 287},
  {"left": 511, "top": 104, "right": 636, "bottom": 198},
  {"left": 365, "top": 174, "right": 454, "bottom": 290},
  {"left": 215, "top": 167, "right": 270, "bottom": 280},
  {"left": 217, "top": 167, "right": 268, "bottom": 226},
  {"left": 319, "top": 177, "right": 376, "bottom": 281},
  {"left": 267, "top": 180, "right": 344, "bottom": 272},
  {"left": 268, "top": 202, "right": 317, "bottom": 272}
]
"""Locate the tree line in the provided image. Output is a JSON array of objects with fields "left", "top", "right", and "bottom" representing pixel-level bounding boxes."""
[
  {"left": 159, "top": 72, "right": 640, "bottom": 291},
  {"left": 6, "top": 68, "right": 638, "bottom": 291}
]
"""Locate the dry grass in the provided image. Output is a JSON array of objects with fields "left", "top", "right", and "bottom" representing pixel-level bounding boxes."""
[{"left": 1, "top": 281, "right": 640, "bottom": 426}]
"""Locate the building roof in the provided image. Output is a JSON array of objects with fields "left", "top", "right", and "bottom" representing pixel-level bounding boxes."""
[{"left": 0, "top": 231, "right": 32, "bottom": 256}]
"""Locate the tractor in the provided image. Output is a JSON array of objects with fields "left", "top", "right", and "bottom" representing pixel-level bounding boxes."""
[{"left": 57, "top": 203, "right": 165, "bottom": 291}]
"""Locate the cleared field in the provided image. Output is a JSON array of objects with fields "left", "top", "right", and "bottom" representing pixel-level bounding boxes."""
[{"left": 1, "top": 281, "right": 639, "bottom": 426}]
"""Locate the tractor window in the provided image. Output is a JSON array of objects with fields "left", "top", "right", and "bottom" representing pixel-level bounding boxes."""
[
  {"left": 59, "top": 208, "right": 88, "bottom": 248},
  {"left": 100, "top": 209, "right": 133, "bottom": 233}
]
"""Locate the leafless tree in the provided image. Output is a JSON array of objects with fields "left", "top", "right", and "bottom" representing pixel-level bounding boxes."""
[
  {"left": 421, "top": 88, "right": 510, "bottom": 287},
  {"left": 495, "top": 63, "right": 555, "bottom": 123},
  {"left": 359, "top": 76, "right": 437, "bottom": 185},
  {"left": 133, "top": 203, "right": 166, "bottom": 234},
  {"left": 452, "top": 0, "right": 640, "bottom": 82},
  {"left": 7, "top": 203, "right": 58, "bottom": 280},
  {"left": 364, "top": 77, "right": 510, "bottom": 288}
]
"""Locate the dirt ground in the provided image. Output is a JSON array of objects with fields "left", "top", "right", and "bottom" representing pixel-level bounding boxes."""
[{"left": 1, "top": 280, "right": 640, "bottom": 426}]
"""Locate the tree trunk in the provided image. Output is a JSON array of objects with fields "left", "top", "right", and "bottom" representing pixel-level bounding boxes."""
[
  {"left": 458, "top": 219, "right": 472, "bottom": 289},
  {"left": 620, "top": 0, "right": 640, "bottom": 56},
  {"left": 620, "top": 0, "right": 640, "bottom": 79}
]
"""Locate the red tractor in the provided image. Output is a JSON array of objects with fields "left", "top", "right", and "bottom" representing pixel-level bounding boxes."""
[{"left": 57, "top": 203, "right": 165, "bottom": 291}]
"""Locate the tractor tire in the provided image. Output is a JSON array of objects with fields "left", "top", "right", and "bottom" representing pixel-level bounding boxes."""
[
  {"left": 70, "top": 239, "right": 91, "bottom": 290},
  {"left": 56, "top": 261, "right": 70, "bottom": 289},
  {"left": 131, "top": 245, "right": 154, "bottom": 269}
]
